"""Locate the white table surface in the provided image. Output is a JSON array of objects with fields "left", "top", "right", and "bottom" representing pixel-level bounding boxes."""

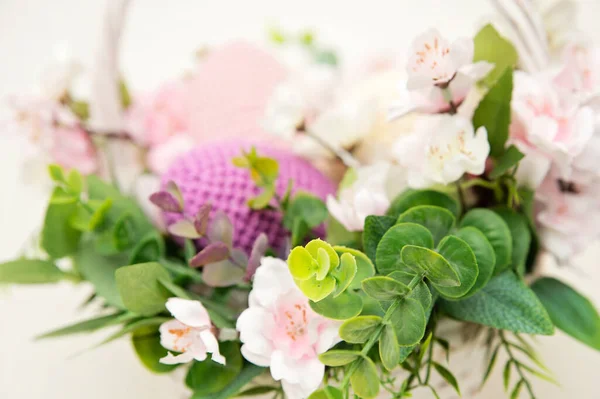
[{"left": 1, "top": 1, "right": 599, "bottom": 398}]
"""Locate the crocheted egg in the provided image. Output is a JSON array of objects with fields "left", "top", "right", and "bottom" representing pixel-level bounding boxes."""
[{"left": 161, "top": 141, "right": 336, "bottom": 254}]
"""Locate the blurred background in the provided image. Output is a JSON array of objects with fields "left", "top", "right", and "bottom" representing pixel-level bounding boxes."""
[{"left": 1, "top": 0, "right": 599, "bottom": 398}]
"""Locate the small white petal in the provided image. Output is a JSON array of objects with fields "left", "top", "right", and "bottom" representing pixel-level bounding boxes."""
[
  {"left": 165, "top": 298, "right": 211, "bottom": 328},
  {"left": 159, "top": 351, "right": 195, "bottom": 365}
]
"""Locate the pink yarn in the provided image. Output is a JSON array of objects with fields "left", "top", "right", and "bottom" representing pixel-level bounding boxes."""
[{"left": 161, "top": 141, "right": 336, "bottom": 254}]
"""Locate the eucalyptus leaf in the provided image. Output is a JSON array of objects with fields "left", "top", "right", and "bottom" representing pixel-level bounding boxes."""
[
  {"left": 433, "top": 235, "right": 479, "bottom": 299},
  {"left": 331, "top": 252, "right": 357, "bottom": 296},
  {"left": 379, "top": 324, "right": 400, "bottom": 371},
  {"left": 203, "top": 257, "right": 246, "bottom": 288},
  {"left": 441, "top": 272, "right": 554, "bottom": 335},
  {"left": 376, "top": 223, "right": 434, "bottom": 275},
  {"left": 295, "top": 275, "right": 336, "bottom": 302},
  {"left": 388, "top": 189, "right": 460, "bottom": 219},
  {"left": 186, "top": 342, "right": 243, "bottom": 395},
  {"left": 454, "top": 227, "right": 495, "bottom": 297},
  {"left": 333, "top": 246, "right": 374, "bottom": 290},
  {"left": 0, "top": 259, "right": 66, "bottom": 284},
  {"left": 361, "top": 276, "right": 409, "bottom": 301},
  {"left": 339, "top": 315, "right": 383, "bottom": 343},
  {"left": 129, "top": 231, "right": 166, "bottom": 264},
  {"left": 460, "top": 209, "right": 512, "bottom": 273},
  {"left": 115, "top": 262, "right": 171, "bottom": 316},
  {"left": 309, "top": 291, "right": 363, "bottom": 320},
  {"left": 350, "top": 357, "right": 380, "bottom": 399},
  {"left": 318, "top": 349, "right": 361, "bottom": 366},
  {"left": 307, "top": 387, "right": 343, "bottom": 399},
  {"left": 531, "top": 277, "right": 600, "bottom": 351},
  {"left": 400, "top": 246, "right": 460, "bottom": 287},
  {"left": 283, "top": 192, "right": 328, "bottom": 229},
  {"left": 132, "top": 325, "right": 178, "bottom": 373},
  {"left": 190, "top": 364, "right": 265, "bottom": 399},
  {"left": 388, "top": 298, "right": 427, "bottom": 346},
  {"left": 363, "top": 215, "right": 396, "bottom": 263},
  {"left": 41, "top": 188, "right": 81, "bottom": 258},
  {"left": 494, "top": 207, "right": 531, "bottom": 276},
  {"left": 397, "top": 205, "right": 455, "bottom": 245}
]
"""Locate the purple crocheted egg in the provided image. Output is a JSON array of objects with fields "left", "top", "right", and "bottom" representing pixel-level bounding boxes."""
[{"left": 161, "top": 141, "right": 336, "bottom": 254}]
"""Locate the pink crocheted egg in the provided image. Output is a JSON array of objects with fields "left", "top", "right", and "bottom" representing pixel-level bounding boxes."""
[{"left": 161, "top": 141, "right": 336, "bottom": 254}]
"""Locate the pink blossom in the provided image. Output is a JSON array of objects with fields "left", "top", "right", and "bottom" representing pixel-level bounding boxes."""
[
  {"left": 554, "top": 41, "right": 600, "bottom": 96},
  {"left": 237, "top": 257, "right": 339, "bottom": 399},
  {"left": 51, "top": 125, "right": 98, "bottom": 174}
]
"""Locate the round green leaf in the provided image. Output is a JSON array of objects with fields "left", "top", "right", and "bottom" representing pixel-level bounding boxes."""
[
  {"left": 308, "top": 387, "right": 343, "bottom": 399},
  {"left": 185, "top": 341, "right": 243, "bottom": 394},
  {"left": 400, "top": 246, "right": 460, "bottom": 287},
  {"left": 460, "top": 209, "right": 512, "bottom": 273},
  {"left": 494, "top": 207, "right": 531, "bottom": 276},
  {"left": 388, "top": 298, "right": 427, "bottom": 346},
  {"left": 339, "top": 315, "right": 383, "bottom": 343},
  {"left": 132, "top": 325, "right": 177, "bottom": 373},
  {"left": 333, "top": 246, "right": 375, "bottom": 290},
  {"left": 379, "top": 324, "right": 400, "bottom": 371},
  {"left": 455, "top": 227, "right": 495, "bottom": 298},
  {"left": 115, "top": 262, "right": 171, "bottom": 316},
  {"left": 295, "top": 275, "right": 336, "bottom": 302},
  {"left": 318, "top": 350, "right": 361, "bottom": 366},
  {"left": 376, "top": 223, "right": 434, "bottom": 275},
  {"left": 350, "top": 357, "right": 380, "bottom": 399},
  {"left": 309, "top": 291, "right": 363, "bottom": 320},
  {"left": 316, "top": 247, "right": 331, "bottom": 280},
  {"left": 397, "top": 205, "right": 456, "bottom": 245},
  {"left": 361, "top": 276, "right": 409, "bottom": 301},
  {"left": 306, "top": 239, "right": 340, "bottom": 269},
  {"left": 331, "top": 252, "right": 357, "bottom": 297},
  {"left": 433, "top": 236, "right": 479, "bottom": 299},
  {"left": 288, "top": 246, "right": 318, "bottom": 280},
  {"left": 388, "top": 189, "right": 460, "bottom": 219}
]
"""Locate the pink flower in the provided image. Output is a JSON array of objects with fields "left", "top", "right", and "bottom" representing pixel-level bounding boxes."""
[
  {"left": 159, "top": 298, "right": 225, "bottom": 365},
  {"left": 510, "top": 71, "right": 594, "bottom": 176},
  {"left": 554, "top": 41, "right": 600, "bottom": 96},
  {"left": 236, "top": 257, "right": 340, "bottom": 399},
  {"left": 51, "top": 125, "right": 98, "bottom": 174}
]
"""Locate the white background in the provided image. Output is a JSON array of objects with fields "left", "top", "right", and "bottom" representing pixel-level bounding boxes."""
[{"left": 1, "top": 0, "right": 600, "bottom": 398}]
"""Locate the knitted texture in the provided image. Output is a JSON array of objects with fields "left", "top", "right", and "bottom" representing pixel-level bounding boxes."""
[{"left": 161, "top": 141, "right": 336, "bottom": 254}]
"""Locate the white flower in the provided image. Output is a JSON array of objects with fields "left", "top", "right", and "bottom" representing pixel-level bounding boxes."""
[
  {"left": 392, "top": 114, "right": 489, "bottom": 188},
  {"left": 159, "top": 298, "right": 225, "bottom": 365},
  {"left": 326, "top": 163, "right": 396, "bottom": 231},
  {"left": 406, "top": 29, "right": 493, "bottom": 90},
  {"left": 237, "top": 257, "right": 340, "bottom": 399}
]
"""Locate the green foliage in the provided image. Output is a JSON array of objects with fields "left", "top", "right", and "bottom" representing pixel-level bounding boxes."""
[
  {"left": 363, "top": 215, "right": 396, "bottom": 263},
  {"left": 490, "top": 145, "right": 525, "bottom": 178},
  {"left": 432, "top": 362, "right": 460, "bottom": 395},
  {"left": 186, "top": 342, "right": 243, "bottom": 395},
  {"left": 309, "top": 290, "right": 363, "bottom": 320},
  {"left": 132, "top": 325, "right": 178, "bottom": 373},
  {"left": 283, "top": 192, "right": 328, "bottom": 230},
  {"left": 494, "top": 207, "right": 532, "bottom": 275},
  {"left": 472, "top": 67, "right": 514, "bottom": 157},
  {"left": 532, "top": 277, "right": 600, "bottom": 351},
  {"left": 233, "top": 148, "right": 279, "bottom": 210},
  {"left": 350, "top": 357, "right": 380, "bottom": 399},
  {"left": 307, "top": 387, "right": 343, "bottom": 399},
  {"left": 0, "top": 259, "right": 66, "bottom": 284},
  {"left": 380, "top": 324, "right": 400, "bottom": 371},
  {"left": 473, "top": 24, "right": 518, "bottom": 87},
  {"left": 361, "top": 276, "right": 409, "bottom": 301},
  {"left": 397, "top": 205, "right": 455, "bottom": 245},
  {"left": 387, "top": 190, "right": 459, "bottom": 219},
  {"left": 454, "top": 227, "right": 495, "bottom": 297},
  {"left": 190, "top": 364, "right": 265, "bottom": 399},
  {"left": 433, "top": 236, "right": 479, "bottom": 299},
  {"left": 441, "top": 272, "right": 554, "bottom": 335},
  {"left": 115, "top": 262, "right": 171, "bottom": 316},
  {"left": 129, "top": 231, "right": 166, "bottom": 264},
  {"left": 318, "top": 349, "right": 361, "bottom": 366},
  {"left": 388, "top": 298, "right": 427, "bottom": 346},
  {"left": 36, "top": 312, "right": 132, "bottom": 339},
  {"left": 334, "top": 246, "right": 375, "bottom": 290},
  {"left": 400, "top": 246, "right": 459, "bottom": 287},
  {"left": 339, "top": 316, "right": 383, "bottom": 343},
  {"left": 376, "top": 223, "right": 434, "bottom": 275},
  {"left": 460, "top": 209, "right": 513, "bottom": 274},
  {"left": 41, "top": 187, "right": 81, "bottom": 258}
]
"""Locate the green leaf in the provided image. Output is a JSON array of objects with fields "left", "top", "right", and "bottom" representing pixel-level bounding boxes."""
[
  {"left": 190, "top": 364, "right": 265, "bottom": 399},
  {"left": 376, "top": 223, "right": 434, "bottom": 275},
  {"left": 387, "top": 272, "right": 432, "bottom": 311},
  {"left": 494, "top": 207, "right": 531, "bottom": 276},
  {"left": 238, "top": 386, "right": 278, "bottom": 397},
  {"left": 309, "top": 290, "right": 363, "bottom": 320},
  {"left": 283, "top": 192, "right": 328, "bottom": 229},
  {"left": 433, "top": 362, "right": 460, "bottom": 395},
  {"left": 503, "top": 360, "right": 513, "bottom": 391},
  {"left": 186, "top": 342, "right": 243, "bottom": 395},
  {"left": 379, "top": 324, "right": 400, "bottom": 371},
  {"left": 318, "top": 349, "right": 361, "bottom": 366},
  {"left": 41, "top": 187, "right": 81, "bottom": 258},
  {"left": 350, "top": 357, "right": 380, "bottom": 399},
  {"left": 490, "top": 145, "right": 524, "bottom": 178},
  {"left": 129, "top": 231, "right": 166, "bottom": 264},
  {"left": 307, "top": 387, "right": 343, "bottom": 399},
  {"left": 361, "top": 276, "right": 409, "bottom": 301},
  {"left": 36, "top": 311, "right": 130, "bottom": 339},
  {"left": 400, "top": 246, "right": 460, "bottom": 287},
  {"left": 132, "top": 325, "right": 178, "bottom": 373},
  {"left": 74, "top": 240, "right": 126, "bottom": 308},
  {"left": 482, "top": 344, "right": 500, "bottom": 386},
  {"left": 339, "top": 315, "right": 383, "bottom": 343},
  {"left": 460, "top": 209, "right": 512, "bottom": 273},
  {"left": 531, "top": 277, "right": 600, "bottom": 351},
  {"left": 333, "top": 246, "right": 375, "bottom": 290},
  {"left": 387, "top": 190, "right": 460, "bottom": 219},
  {"left": 287, "top": 246, "right": 319, "bottom": 280},
  {"left": 398, "top": 345, "right": 416, "bottom": 363},
  {"left": 295, "top": 275, "right": 336, "bottom": 302},
  {"left": 331, "top": 252, "right": 357, "bottom": 296},
  {"left": 66, "top": 169, "right": 84, "bottom": 195},
  {"left": 472, "top": 67, "right": 513, "bottom": 157},
  {"left": 0, "top": 259, "right": 65, "bottom": 284},
  {"left": 99, "top": 317, "right": 169, "bottom": 346},
  {"left": 442, "top": 272, "right": 554, "bottom": 335},
  {"left": 473, "top": 24, "right": 518, "bottom": 87},
  {"left": 510, "top": 379, "right": 524, "bottom": 399},
  {"left": 454, "top": 227, "right": 495, "bottom": 297},
  {"left": 248, "top": 185, "right": 275, "bottom": 209},
  {"left": 433, "top": 235, "right": 479, "bottom": 299},
  {"left": 48, "top": 164, "right": 65, "bottom": 182},
  {"left": 363, "top": 215, "right": 396, "bottom": 263},
  {"left": 388, "top": 298, "right": 427, "bottom": 346},
  {"left": 115, "top": 262, "right": 171, "bottom": 316},
  {"left": 397, "top": 205, "right": 455, "bottom": 245}
]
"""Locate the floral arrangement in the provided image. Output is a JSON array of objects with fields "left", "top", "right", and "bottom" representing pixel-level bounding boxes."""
[{"left": 3, "top": 2, "right": 600, "bottom": 399}]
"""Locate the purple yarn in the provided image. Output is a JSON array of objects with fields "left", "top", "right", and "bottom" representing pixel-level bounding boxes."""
[{"left": 161, "top": 141, "right": 336, "bottom": 254}]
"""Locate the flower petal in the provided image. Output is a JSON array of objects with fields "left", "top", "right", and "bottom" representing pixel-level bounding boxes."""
[{"left": 165, "top": 298, "right": 211, "bottom": 328}]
